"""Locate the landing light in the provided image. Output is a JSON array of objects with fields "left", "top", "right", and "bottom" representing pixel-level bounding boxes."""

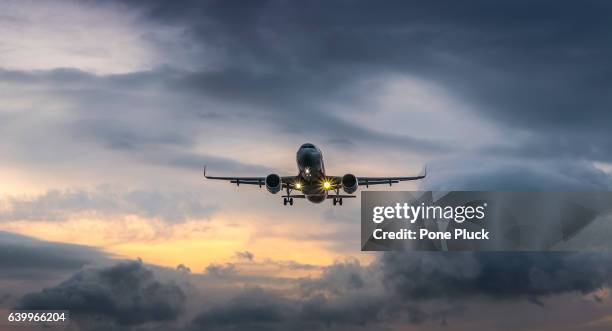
[
  {"left": 323, "top": 181, "right": 331, "bottom": 189},
  {"left": 295, "top": 183, "right": 302, "bottom": 189}
]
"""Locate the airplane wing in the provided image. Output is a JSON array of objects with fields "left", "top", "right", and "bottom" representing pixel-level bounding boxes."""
[
  {"left": 358, "top": 173, "right": 425, "bottom": 187},
  {"left": 203, "top": 166, "right": 297, "bottom": 187},
  {"left": 329, "top": 167, "right": 426, "bottom": 188}
]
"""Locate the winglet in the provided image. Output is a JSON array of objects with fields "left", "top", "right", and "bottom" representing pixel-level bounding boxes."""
[
  {"left": 203, "top": 165, "right": 207, "bottom": 178},
  {"left": 420, "top": 165, "right": 427, "bottom": 178}
]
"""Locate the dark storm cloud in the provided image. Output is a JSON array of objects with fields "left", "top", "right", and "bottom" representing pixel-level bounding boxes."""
[
  {"left": 3, "top": 1, "right": 611, "bottom": 172},
  {"left": 298, "top": 258, "right": 366, "bottom": 297},
  {"left": 109, "top": 0, "right": 612, "bottom": 161},
  {"left": 172, "top": 69, "right": 446, "bottom": 152},
  {"left": 380, "top": 252, "right": 612, "bottom": 301},
  {"left": 7, "top": 0, "right": 610, "bottom": 167},
  {"left": 0, "top": 66, "right": 442, "bottom": 177},
  {"left": 422, "top": 157, "right": 612, "bottom": 191},
  {"left": 19, "top": 261, "right": 186, "bottom": 326},
  {"left": 0, "top": 231, "right": 108, "bottom": 280},
  {"left": 190, "top": 286, "right": 404, "bottom": 331},
  {"left": 482, "top": 136, "right": 612, "bottom": 164},
  {"left": 194, "top": 250, "right": 612, "bottom": 329},
  {"left": 190, "top": 252, "right": 612, "bottom": 330},
  {"left": 12, "top": 250, "right": 612, "bottom": 331},
  {"left": 191, "top": 287, "right": 290, "bottom": 330}
]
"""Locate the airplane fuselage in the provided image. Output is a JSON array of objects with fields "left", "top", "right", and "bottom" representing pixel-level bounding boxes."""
[{"left": 296, "top": 143, "right": 327, "bottom": 203}]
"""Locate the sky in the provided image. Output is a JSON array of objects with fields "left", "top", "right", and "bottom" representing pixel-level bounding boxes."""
[{"left": 1, "top": 0, "right": 612, "bottom": 330}]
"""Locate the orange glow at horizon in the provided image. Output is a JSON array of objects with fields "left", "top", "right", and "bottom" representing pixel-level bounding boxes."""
[{"left": 0, "top": 211, "right": 373, "bottom": 277}]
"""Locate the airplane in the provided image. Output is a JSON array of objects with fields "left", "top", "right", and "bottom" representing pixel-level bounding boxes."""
[{"left": 203, "top": 143, "right": 426, "bottom": 206}]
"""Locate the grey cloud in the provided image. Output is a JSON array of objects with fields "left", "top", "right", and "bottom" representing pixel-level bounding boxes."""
[
  {"left": 3, "top": 66, "right": 445, "bottom": 156},
  {"left": 11, "top": 249, "right": 612, "bottom": 331},
  {"left": 380, "top": 252, "right": 612, "bottom": 301},
  {"left": 192, "top": 287, "right": 290, "bottom": 330},
  {"left": 0, "top": 68, "right": 204, "bottom": 153},
  {"left": 3, "top": 0, "right": 612, "bottom": 176},
  {"left": 483, "top": 136, "right": 612, "bottom": 164},
  {"left": 203, "top": 256, "right": 320, "bottom": 281},
  {"left": 171, "top": 69, "right": 447, "bottom": 152},
  {"left": 176, "top": 264, "right": 192, "bottom": 274},
  {"left": 205, "top": 263, "right": 238, "bottom": 277},
  {"left": 112, "top": 0, "right": 612, "bottom": 161},
  {"left": 19, "top": 261, "right": 186, "bottom": 326},
  {"left": 155, "top": 150, "right": 272, "bottom": 175},
  {"left": 76, "top": 118, "right": 193, "bottom": 151},
  {"left": 421, "top": 157, "right": 612, "bottom": 191},
  {"left": 0, "top": 186, "right": 217, "bottom": 223},
  {"left": 192, "top": 259, "right": 428, "bottom": 330},
  {"left": 0, "top": 231, "right": 108, "bottom": 280},
  {"left": 190, "top": 286, "right": 402, "bottom": 331},
  {"left": 193, "top": 252, "right": 612, "bottom": 330},
  {"left": 263, "top": 259, "right": 319, "bottom": 271},
  {"left": 235, "top": 250, "right": 254, "bottom": 261},
  {"left": 299, "top": 258, "right": 366, "bottom": 297},
  {"left": 0, "top": 293, "right": 11, "bottom": 305}
]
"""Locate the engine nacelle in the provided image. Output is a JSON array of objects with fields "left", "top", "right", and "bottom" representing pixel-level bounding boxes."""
[
  {"left": 342, "top": 174, "right": 358, "bottom": 194},
  {"left": 265, "top": 174, "right": 282, "bottom": 194}
]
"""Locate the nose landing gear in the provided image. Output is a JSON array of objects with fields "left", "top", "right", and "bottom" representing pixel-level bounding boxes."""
[
  {"left": 283, "top": 197, "right": 294, "bottom": 206},
  {"left": 332, "top": 197, "right": 343, "bottom": 206}
]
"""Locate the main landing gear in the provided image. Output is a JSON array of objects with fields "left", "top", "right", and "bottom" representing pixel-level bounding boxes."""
[
  {"left": 283, "top": 185, "right": 294, "bottom": 206},
  {"left": 332, "top": 187, "right": 343, "bottom": 206}
]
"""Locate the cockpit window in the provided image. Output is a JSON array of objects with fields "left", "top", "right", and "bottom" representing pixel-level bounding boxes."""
[{"left": 300, "top": 143, "right": 315, "bottom": 149}]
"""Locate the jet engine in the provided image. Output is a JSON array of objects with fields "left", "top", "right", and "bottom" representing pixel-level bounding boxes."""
[
  {"left": 342, "top": 174, "right": 358, "bottom": 194},
  {"left": 265, "top": 174, "right": 282, "bottom": 194}
]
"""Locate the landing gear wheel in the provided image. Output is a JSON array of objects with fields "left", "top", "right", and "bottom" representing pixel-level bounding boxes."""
[
  {"left": 289, "top": 198, "right": 294, "bottom": 205},
  {"left": 332, "top": 198, "right": 337, "bottom": 206},
  {"left": 283, "top": 198, "right": 288, "bottom": 205},
  {"left": 338, "top": 198, "right": 343, "bottom": 206}
]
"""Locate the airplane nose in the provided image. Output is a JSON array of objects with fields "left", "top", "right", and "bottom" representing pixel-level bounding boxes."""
[{"left": 302, "top": 150, "right": 319, "bottom": 166}]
